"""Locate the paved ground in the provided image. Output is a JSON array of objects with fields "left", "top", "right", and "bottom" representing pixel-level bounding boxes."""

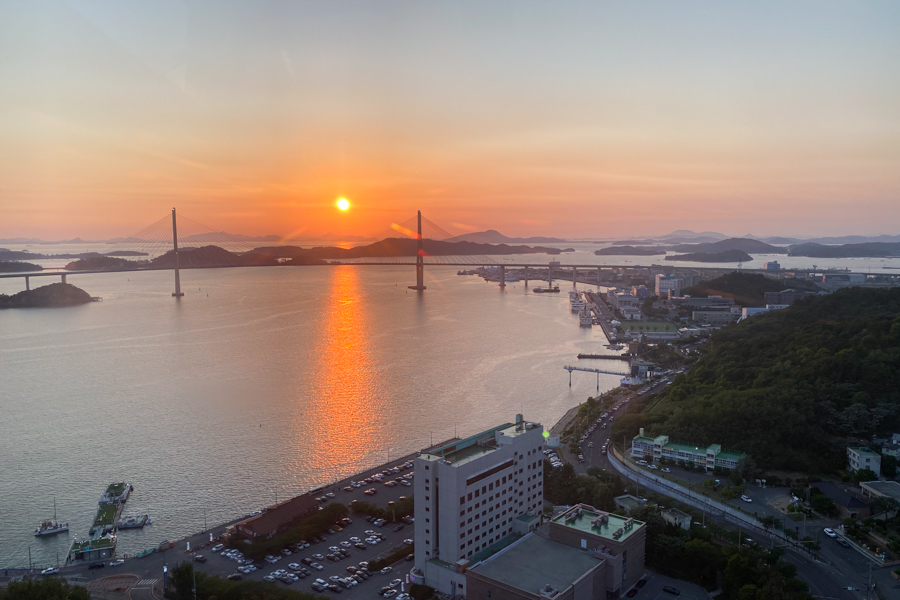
[
  {"left": 59, "top": 452, "right": 427, "bottom": 599},
  {"left": 623, "top": 572, "right": 712, "bottom": 600}
]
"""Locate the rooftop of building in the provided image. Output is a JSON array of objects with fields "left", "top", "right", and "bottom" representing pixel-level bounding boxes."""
[
  {"left": 552, "top": 505, "right": 643, "bottom": 542},
  {"left": 418, "top": 417, "right": 541, "bottom": 467},
  {"left": 849, "top": 447, "right": 880, "bottom": 457},
  {"left": 237, "top": 494, "right": 319, "bottom": 535},
  {"left": 813, "top": 482, "right": 868, "bottom": 509},
  {"left": 859, "top": 480, "right": 900, "bottom": 502},
  {"left": 661, "top": 507, "right": 692, "bottom": 520},
  {"left": 470, "top": 533, "right": 602, "bottom": 595}
]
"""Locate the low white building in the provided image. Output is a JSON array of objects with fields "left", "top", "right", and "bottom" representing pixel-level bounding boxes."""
[{"left": 848, "top": 447, "right": 881, "bottom": 477}]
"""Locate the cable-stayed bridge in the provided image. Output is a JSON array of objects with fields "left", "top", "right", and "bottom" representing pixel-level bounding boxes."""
[{"left": 4, "top": 209, "right": 616, "bottom": 296}]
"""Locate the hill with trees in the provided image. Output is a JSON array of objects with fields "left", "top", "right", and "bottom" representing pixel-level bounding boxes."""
[
  {"left": 0, "top": 282, "right": 92, "bottom": 308},
  {"left": 672, "top": 238, "right": 784, "bottom": 253},
  {"left": 789, "top": 242, "right": 900, "bottom": 258},
  {"left": 616, "top": 287, "right": 900, "bottom": 474},
  {"left": 682, "top": 272, "right": 819, "bottom": 307},
  {"left": 0, "top": 260, "right": 42, "bottom": 272},
  {"left": 665, "top": 249, "right": 752, "bottom": 263}
]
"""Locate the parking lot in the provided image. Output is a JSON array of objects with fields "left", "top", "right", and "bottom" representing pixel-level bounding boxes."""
[
  {"left": 193, "top": 455, "right": 422, "bottom": 599},
  {"left": 623, "top": 573, "right": 713, "bottom": 600}
]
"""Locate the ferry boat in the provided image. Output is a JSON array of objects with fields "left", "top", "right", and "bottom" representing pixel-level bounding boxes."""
[
  {"left": 534, "top": 285, "right": 560, "bottom": 294},
  {"left": 579, "top": 306, "right": 593, "bottom": 327},
  {"left": 35, "top": 499, "right": 68, "bottom": 537},
  {"left": 569, "top": 291, "right": 585, "bottom": 312}
]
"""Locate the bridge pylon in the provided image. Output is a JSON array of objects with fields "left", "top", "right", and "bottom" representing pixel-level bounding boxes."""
[
  {"left": 171, "top": 208, "right": 184, "bottom": 298},
  {"left": 408, "top": 210, "right": 426, "bottom": 291}
]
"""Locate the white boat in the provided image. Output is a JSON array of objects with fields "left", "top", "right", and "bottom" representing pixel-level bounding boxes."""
[
  {"left": 579, "top": 306, "right": 593, "bottom": 327},
  {"left": 35, "top": 498, "right": 68, "bottom": 537},
  {"left": 569, "top": 291, "right": 585, "bottom": 312}
]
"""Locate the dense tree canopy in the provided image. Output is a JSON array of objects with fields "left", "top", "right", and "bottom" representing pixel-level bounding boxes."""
[{"left": 632, "top": 287, "right": 900, "bottom": 473}]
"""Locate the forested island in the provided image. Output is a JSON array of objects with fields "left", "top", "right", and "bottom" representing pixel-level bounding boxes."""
[
  {"left": 789, "top": 241, "right": 900, "bottom": 258},
  {"left": 614, "top": 287, "right": 900, "bottom": 474},
  {"left": 665, "top": 249, "right": 752, "bottom": 263},
  {"left": 0, "top": 282, "right": 93, "bottom": 308},
  {"left": 0, "top": 260, "right": 43, "bottom": 272},
  {"left": 64, "top": 238, "right": 561, "bottom": 271},
  {"left": 594, "top": 245, "right": 665, "bottom": 256}
]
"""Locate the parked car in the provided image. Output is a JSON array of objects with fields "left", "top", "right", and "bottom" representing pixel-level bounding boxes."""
[
  {"left": 662, "top": 586, "right": 681, "bottom": 595},
  {"left": 211, "top": 543, "right": 224, "bottom": 552},
  {"left": 109, "top": 560, "right": 125, "bottom": 567},
  {"left": 88, "top": 562, "right": 105, "bottom": 570},
  {"left": 380, "top": 566, "right": 393, "bottom": 574},
  {"left": 823, "top": 528, "right": 836, "bottom": 538},
  {"left": 193, "top": 554, "right": 207, "bottom": 563},
  {"left": 227, "top": 574, "right": 243, "bottom": 581},
  {"left": 740, "top": 495, "right": 752, "bottom": 503},
  {"left": 40, "top": 567, "right": 59, "bottom": 576}
]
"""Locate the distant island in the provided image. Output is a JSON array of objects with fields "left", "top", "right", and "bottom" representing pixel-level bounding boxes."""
[
  {"left": 63, "top": 238, "right": 562, "bottom": 272},
  {"left": 682, "top": 272, "right": 820, "bottom": 307},
  {"left": 665, "top": 249, "right": 753, "bottom": 263},
  {"left": 0, "top": 260, "right": 43, "bottom": 272},
  {"left": 0, "top": 282, "right": 93, "bottom": 308},
  {"left": 671, "top": 237, "right": 783, "bottom": 254},
  {"left": 445, "top": 229, "right": 566, "bottom": 244},
  {"left": 788, "top": 242, "right": 900, "bottom": 258},
  {"left": 595, "top": 246, "right": 665, "bottom": 256}
]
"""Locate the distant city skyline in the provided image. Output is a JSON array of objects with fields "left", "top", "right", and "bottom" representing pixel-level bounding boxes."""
[{"left": 2, "top": 1, "right": 898, "bottom": 240}]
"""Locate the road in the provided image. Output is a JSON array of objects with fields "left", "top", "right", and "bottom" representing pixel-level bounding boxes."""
[{"left": 555, "top": 377, "right": 869, "bottom": 600}]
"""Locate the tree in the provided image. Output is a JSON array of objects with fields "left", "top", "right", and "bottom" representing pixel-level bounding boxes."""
[
  {"left": 0, "top": 579, "right": 90, "bottom": 600},
  {"left": 882, "top": 455, "right": 898, "bottom": 478},
  {"left": 853, "top": 468, "right": 878, "bottom": 483},
  {"left": 736, "top": 457, "right": 757, "bottom": 481}
]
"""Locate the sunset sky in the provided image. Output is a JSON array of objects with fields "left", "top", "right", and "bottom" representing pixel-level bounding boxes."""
[{"left": 1, "top": 1, "right": 898, "bottom": 240}]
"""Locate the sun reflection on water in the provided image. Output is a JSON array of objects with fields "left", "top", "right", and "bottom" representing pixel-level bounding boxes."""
[{"left": 296, "top": 266, "right": 382, "bottom": 480}]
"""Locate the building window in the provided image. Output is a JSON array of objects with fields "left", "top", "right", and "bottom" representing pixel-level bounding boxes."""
[
  {"left": 460, "top": 496, "right": 465, "bottom": 505},
  {"left": 460, "top": 510, "right": 465, "bottom": 517}
]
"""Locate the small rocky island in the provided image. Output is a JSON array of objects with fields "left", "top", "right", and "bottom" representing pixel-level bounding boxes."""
[{"left": 0, "top": 282, "right": 94, "bottom": 308}]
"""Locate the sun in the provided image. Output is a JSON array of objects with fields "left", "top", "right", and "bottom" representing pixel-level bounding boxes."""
[{"left": 336, "top": 198, "right": 350, "bottom": 211}]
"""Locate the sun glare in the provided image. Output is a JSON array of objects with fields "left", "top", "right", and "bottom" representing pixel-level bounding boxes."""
[{"left": 337, "top": 198, "right": 350, "bottom": 211}]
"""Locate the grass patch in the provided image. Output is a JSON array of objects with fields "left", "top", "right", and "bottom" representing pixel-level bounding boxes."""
[{"left": 93, "top": 504, "right": 118, "bottom": 527}]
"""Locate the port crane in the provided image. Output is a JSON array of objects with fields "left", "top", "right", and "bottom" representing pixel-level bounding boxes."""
[{"left": 563, "top": 365, "right": 630, "bottom": 390}]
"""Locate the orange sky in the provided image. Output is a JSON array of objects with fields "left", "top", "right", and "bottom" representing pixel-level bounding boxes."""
[{"left": 2, "top": 2, "right": 899, "bottom": 240}]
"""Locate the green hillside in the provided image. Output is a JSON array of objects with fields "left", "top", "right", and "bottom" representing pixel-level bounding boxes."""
[
  {"left": 682, "top": 272, "right": 817, "bottom": 307},
  {"left": 622, "top": 287, "right": 900, "bottom": 473}
]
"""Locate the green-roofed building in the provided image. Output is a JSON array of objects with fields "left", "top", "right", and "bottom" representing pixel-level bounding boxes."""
[{"left": 631, "top": 427, "right": 746, "bottom": 471}]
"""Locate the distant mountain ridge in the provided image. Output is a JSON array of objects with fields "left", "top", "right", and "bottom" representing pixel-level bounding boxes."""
[
  {"left": 672, "top": 238, "right": 784, "bottom": 254},
  {"left": 446, "top": 229, "right": 566, "bottom": 244}
]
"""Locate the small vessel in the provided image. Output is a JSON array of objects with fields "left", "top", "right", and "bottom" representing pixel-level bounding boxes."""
[
  {"left": 569, "top": 291, "right": 585, "bottom": 312},
  {"left": 579, "top": 306, "right": 593, "bottom": 327},
  {"left": 534, "top": 285, "right": 560, "bottom": 293},
  {"left": 117, "top": 514, "right": 150, "bottom": 529},
  {"left": 35, "top": 498, "right": 69, "bottom": 537}
]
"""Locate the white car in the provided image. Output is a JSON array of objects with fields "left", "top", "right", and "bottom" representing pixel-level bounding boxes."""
[
  {"left": 311, "top": 563, "right": 323, "bottom": 570},
  {"left": 340, "top": 541, "right": 352, "bottom": 548},
  {"left": 328, "top": 546, "right": 341, "bottom": 553},
  {"left": 740, "top": 495, "right": 752, "bottom": 503},
  {"left": 349, "top": 537, "right": 362, "bottom": 543},
  {"left": 41, "top": 567, "right": 59, "bottom": 576},
  {"left": 648, "top": 464, "right": 658, "bottom": 470},
  {"left": 661, "top": 467, "right": 671, "bottom": 473},
  {"left": 109, "top": 560, "right": 124, "bottom": 567},
  {"left": 288, "top": 563, "right": 301, "bottom": 571},
  {"left": 211, "top": 543, "right": 224, "bottom": 552},
  {"left": 263, "top": 575, "right": 276, "bottom": 582},
  {"left": 380, "top": 566, "right": 393, "bottom": 574},
  {"left": 824, "top": 528, "right": 836, "bottom": 538}
]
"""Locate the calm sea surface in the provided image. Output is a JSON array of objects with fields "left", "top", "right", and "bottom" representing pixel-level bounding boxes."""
[{"left": 0, "top": 265, "right": 621, "bottom": 568}]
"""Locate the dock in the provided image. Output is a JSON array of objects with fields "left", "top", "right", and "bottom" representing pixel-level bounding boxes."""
[{"left": 583, "top": 292, "right": 619, "bottom": 343}]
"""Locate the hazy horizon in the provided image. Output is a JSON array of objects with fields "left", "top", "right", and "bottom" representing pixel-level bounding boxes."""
[{"left": 2, "top": 1, "right": 898, "bottom": 240}]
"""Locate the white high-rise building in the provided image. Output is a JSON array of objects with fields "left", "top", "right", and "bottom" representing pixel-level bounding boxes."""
[
  {"left": 655, "top": 274, "right": 684, "bottom": 297},
  {"left": 411, "top": 415, "right": 545, "bottom": 597}
]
